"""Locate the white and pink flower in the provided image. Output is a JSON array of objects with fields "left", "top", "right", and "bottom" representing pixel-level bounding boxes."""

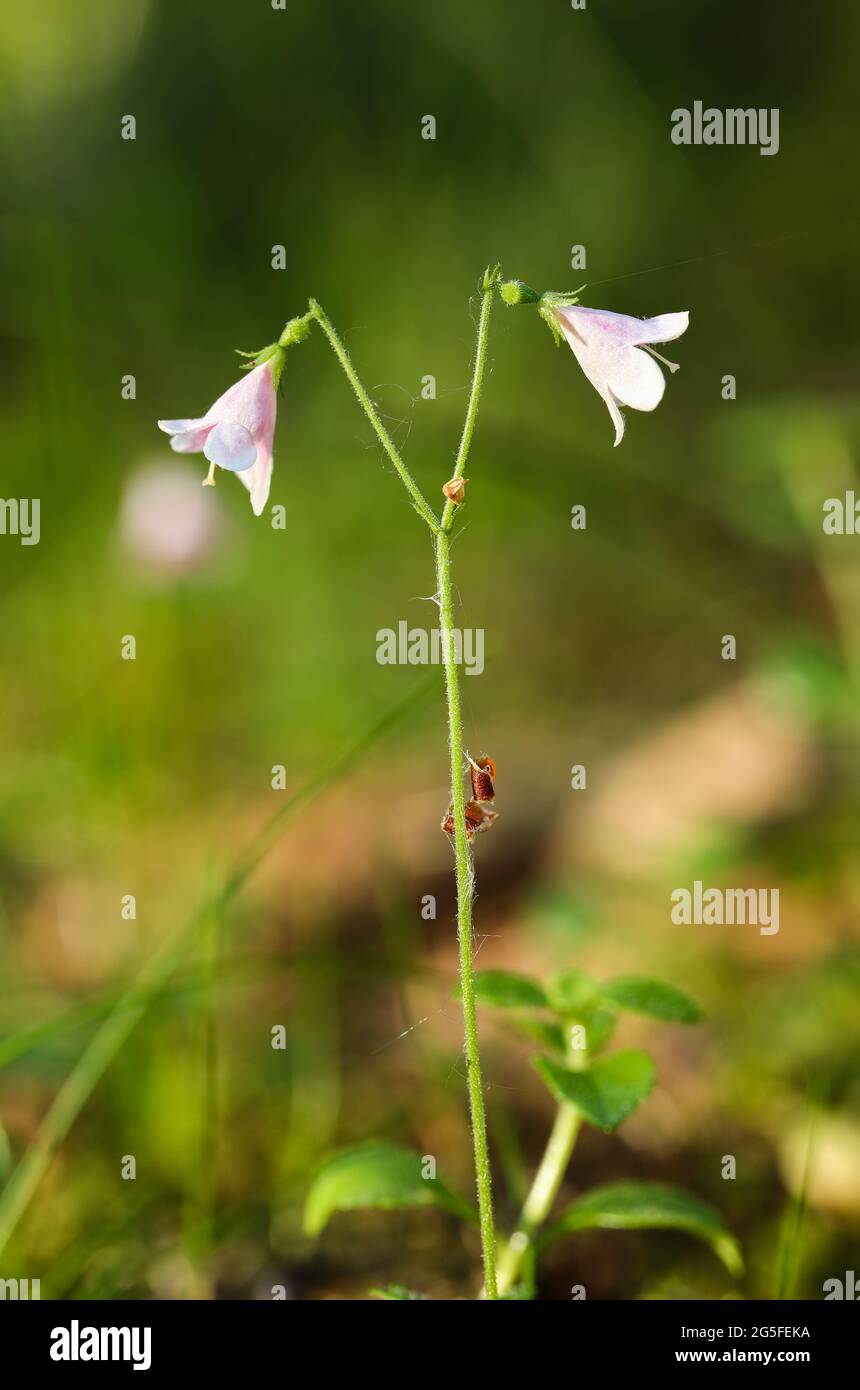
[
  {"left": 158, "top": 358, "right": 278, "bottom": 515},
  {"left": 554, "top": 305, "right": 690, "bottom": 446}
]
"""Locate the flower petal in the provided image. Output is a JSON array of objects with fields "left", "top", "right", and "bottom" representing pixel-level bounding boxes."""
[
  {"left": 203, "top": 421, "right": 257, "bottom": 473},
  {"left": 630, "top": 311, "right": 689, "bottom": 345},
  {"left": 166, "top": 423, "right": 215, "bottom": 454},
  {"left": 230, "top": 361, "right": 278, "bottom": 513},
  {"left": 201, "top": 361, "right": 275, "bottom": 425},
  {"left": 158, "top": 418, "right": 205, "bottom": 435},
  {"left": 600, "top": 387, "right": 626, "bottom": 448},
  {"left": 604, "top": 346, "right": 666, "bottom": 413},
  {"left": 557, "top": 306, "right": 689, "bottom": 349},
  {"left": 237, "top": 441, "right": 274, "bottom": 515},
  {"left": 558, "top": 317, "right": 667, "bottom": 446},
  {"left": 556, "top": 304, "right": 687, "bottom": 446},
  {"left": 557, "top": 306, "right": 643, "bottom": 347}
]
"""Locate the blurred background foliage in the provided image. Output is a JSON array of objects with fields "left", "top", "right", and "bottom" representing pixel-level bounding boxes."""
[{"left": 0, "top": 0, "right": 859, "bottom": 1298}]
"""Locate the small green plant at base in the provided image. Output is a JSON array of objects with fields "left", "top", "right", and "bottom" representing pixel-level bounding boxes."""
[{"left": 304, "top": 968, "right": 742, "bottom": 1298}]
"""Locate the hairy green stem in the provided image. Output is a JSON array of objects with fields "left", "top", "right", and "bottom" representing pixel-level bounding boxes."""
[
  {"left": 442, "top": 267, "right": 499, "bottom": 532},
  {"left": 436, "top": 270, "right": 501, "bottom": 1294},
  {"left": 435, "top": 528, "right": 497, "bottom": 1297},
  {"left": 308, "top": 280, "right": 501, "bottom": 1296},
  {"left": 308, "top": 300, "right": 441, "bottom": 534}
]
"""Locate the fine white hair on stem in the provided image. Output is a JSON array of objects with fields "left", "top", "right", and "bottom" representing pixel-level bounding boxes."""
[{"left": 306, "top": 283, "right": 500, "bottom": 1296}]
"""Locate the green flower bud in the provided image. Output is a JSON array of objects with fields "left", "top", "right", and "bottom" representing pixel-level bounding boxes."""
[
  {"left": 499, "top": 280, "right": 542, "bottom": 306},
  {"left": 279, "top": 317, "right": 312, "bottom": 347}
]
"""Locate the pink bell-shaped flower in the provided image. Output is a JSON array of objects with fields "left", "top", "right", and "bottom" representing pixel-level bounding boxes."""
[
  {"left": 158, "top": 358, "right": 279, "bottom": 516},
  {"left": 554, "top": 306, "right": 690, "bottom": 446}
]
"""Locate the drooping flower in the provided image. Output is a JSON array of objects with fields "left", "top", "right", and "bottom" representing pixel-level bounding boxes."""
[
  {"left": 158, "top": 357, "right": 279, "bottom": 516},
  {"left": 553, "top": 306, "right": 689, "bottom": 447}
]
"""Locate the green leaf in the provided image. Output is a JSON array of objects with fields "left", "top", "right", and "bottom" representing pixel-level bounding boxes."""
[
  {"left": 369, "top": 1284, "right": 428, "bottom": 1300},
  {"left": 534, "top": 1051, "right": 656, "bottom": 1131},
  {"left": 472, "top": 970, "right": 548, "bottom": 1009},
  {"left": 542, "top": 1181, "right": 743, "bottom": 1277},
  {"left": 547, "top": 968, "right": 598, "bottom": 1015},
  {"left": 510, "top": 1015, "right": 566, "bottom": 1054},
  {"left": 601, "top": 976, "right": 702, "bottom": 1024},
  {"left": 304, "top": 1142, "right": 472, "bottom": 1236},
  {"left": 551, "top": 1004, "right": 618, "bottom": 1056},
  {"left": 581, "top": 1005, "right": 618, "bottom": 1055}
]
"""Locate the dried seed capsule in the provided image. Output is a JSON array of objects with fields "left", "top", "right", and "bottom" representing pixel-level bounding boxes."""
[
  {"left": 467, "top": 800, "right": 497, "bottom": 835},
  {"left": 442, "top": 477, "right": 466, "bottom": 505},
  {"left": 469, "top": 754, "right": 496, "bottom": 803},
  {"left": 464, "top": 800, "right": 487, "bottom": 829},
  {"left": 441, "top": 797, "right": 497, "bottom": 844}
]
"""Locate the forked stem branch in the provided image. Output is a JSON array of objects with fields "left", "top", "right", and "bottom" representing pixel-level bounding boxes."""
[{"left": 307, "top": 274, "right": 501, "bottom": 1296}]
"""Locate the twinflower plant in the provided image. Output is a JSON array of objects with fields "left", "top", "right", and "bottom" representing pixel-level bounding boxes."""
[{"left": 158, "top": 271, "right": 734, "bottom": 1301}]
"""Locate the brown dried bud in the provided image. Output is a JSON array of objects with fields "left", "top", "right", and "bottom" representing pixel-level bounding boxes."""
[
  {"left": 467, "top": 800, "right": 497, "bottom": 835},
  {"left": 442, "top": 476, "right": 466, "bottom": 505},
  {"left": 464, "top": 800, "right": 487, "bottom": 830},
  {"left": 469, "top": 754, "right": 496, "bottom": 803},
  {"left": 441, "top": 798, "right": 498, "bottom": 844}
]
